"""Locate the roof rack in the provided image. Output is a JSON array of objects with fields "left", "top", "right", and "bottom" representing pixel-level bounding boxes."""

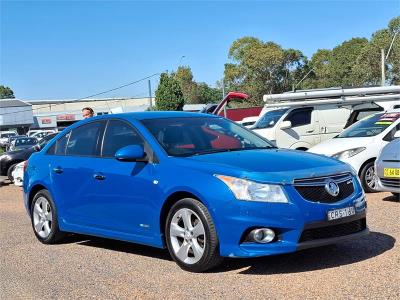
[{"left": 263, "top": 86, "right": 400, "bottom": 108}]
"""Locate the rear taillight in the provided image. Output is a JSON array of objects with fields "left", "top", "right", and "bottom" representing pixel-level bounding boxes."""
[{"left": 23, "top": 160, "right": 29, "bottom": 172}]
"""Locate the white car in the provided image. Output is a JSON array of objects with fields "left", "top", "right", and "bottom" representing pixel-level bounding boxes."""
[
  {"left": 237, "top": 116, "right": 259, "bottom": 128},
  {"left": 11, "top": 161, "right": 25, "bottom": 187},
  {"left": 0, "top": 131, "right": 17, "bottom": 147},
  {"left": 309, "top": 110, "right": 400, "bottom": 193}
]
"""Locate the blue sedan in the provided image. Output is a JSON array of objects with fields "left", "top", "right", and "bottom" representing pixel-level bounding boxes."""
[{"left": 23, "top": 112, "right": 368, "bottom": 272}]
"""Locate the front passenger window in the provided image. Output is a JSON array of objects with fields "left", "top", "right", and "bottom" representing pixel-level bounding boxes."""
[
  {"left": 285, "top": 108, "right": 313, "bottom": 127},
  {"left": 102, "top": 120, "right": 144, "bottom": 157}
]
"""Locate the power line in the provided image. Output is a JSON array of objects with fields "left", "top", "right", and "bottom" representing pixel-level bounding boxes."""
[{"left": 0, "top": 73, "right": 160, "bottom": 117}]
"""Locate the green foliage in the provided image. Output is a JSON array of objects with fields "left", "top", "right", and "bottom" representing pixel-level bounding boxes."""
[
  {"left": 0, "top": 85, "right": 15, "bottom": 99},
  {"left": 155, "top": 73, "right": 185, "bottom": 111}
]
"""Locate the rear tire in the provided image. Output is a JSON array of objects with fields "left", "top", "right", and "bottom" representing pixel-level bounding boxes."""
[
  {"left": 359, "top": 161, "right": 378, "bottom": 193},
  {"left": 31, "top": 189, "right": 65, "bottom": 244},
  {"left": 165, "top": 198, "right": 223, "bottom": 272}
]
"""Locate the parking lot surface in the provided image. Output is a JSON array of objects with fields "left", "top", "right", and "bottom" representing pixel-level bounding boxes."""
[{"left": 0, "top": 183, "right": 399, "bottom": 299}]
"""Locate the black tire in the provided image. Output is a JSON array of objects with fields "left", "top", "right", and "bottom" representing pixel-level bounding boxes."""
[
  {"left": 391, "top": 193, "right": 400, "bottom": 201},
  {"left": 7, "top": 163, "right": 18, "bottom": 182},
  {"left": 359, "top": 161, "right": 378, "bottom": 193},
  {"left": 165, "top": 198, "right": 223, "bottom": 272},
  {"left": 30, "top": 189, "right": 65, "bottom": 244}
]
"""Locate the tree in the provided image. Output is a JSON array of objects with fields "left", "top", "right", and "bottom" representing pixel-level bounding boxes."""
[
  {"left": 174, "top": 66, "right": 198, "bottom": 104},
  {"left": 223, "top": 37, "right": 307, "bottom": 105},
  {"left": 196, "top": 83, "right": 222, "bottom": 104},
  {"left": 155, "top": 73, "right": 185, "bottom": 111},
  {"left": 0, "top": 85, "right": 15, "bottom": 99}
]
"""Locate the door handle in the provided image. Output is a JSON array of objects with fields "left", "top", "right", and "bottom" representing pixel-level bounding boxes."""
[
  {"left": 53, "top": 167, "right": 63, "bottom": 174},
  {"left": 93, "top": 173, "right": 106, "bottom": 180},
  {"left": 306, "top": 129, "right": 314, "bottom": 133}
]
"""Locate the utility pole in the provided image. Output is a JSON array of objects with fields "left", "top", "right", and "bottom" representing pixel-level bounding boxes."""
[
  {"left": 381, "top": 49, "right": 385, "bottom": 86},
  {"left": 148, "top": 79, "right": 153, "bottom": 110}
]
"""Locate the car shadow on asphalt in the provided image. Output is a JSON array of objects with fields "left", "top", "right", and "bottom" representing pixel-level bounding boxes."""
[
  {"left": 61, "top": 231, "right": 394, "bottom": 274},
  {"left": 213, "top": 231, "right": 395, "bottom": 274},
  {"left": 62, "top": 234, "right": 173, "bottom": 261},
  {"left": 382, "top": 194, "right": 400, "bottom": 203}
]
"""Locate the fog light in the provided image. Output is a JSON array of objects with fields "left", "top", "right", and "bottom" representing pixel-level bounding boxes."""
[{"left": 250, "top": 228, "right": 275, "bottom": 243}]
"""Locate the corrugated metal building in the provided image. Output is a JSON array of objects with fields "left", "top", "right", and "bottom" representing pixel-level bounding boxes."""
[{"left": 0, "top": 99, "right": 33, "bottom": 132}]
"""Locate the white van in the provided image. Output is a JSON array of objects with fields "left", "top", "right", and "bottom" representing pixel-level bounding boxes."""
[{"left": 252, "top": 86, "right": 400, "bottom": 150}]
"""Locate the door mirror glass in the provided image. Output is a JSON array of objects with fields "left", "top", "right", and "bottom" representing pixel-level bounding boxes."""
[
  {"left": 115, "top": 145, "right": 147, "bottom": 162},
  {"left": 33, "top": 144, "right": 41, "bottom": 152},
  {"left": 280, "top": 120, "right": 292, "bottom": 130}
]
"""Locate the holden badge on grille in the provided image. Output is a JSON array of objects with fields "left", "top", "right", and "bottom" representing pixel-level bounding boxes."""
[{"left": 325, "top": 180, "right": 340, "bottom": 197}]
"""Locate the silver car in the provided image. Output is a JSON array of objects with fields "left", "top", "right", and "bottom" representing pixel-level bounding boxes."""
[{"left": 375, "top": 138, "right": 400, "bottom": 199}]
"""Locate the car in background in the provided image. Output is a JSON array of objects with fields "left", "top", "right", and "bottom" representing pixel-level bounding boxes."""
[
  {"left": 0, "top": 133, "right": 57, "bottom": 182},
  {"left": 27, "top": 129, "right": 57, "bottom": 137},
  {"left": 5, "top": 135, "right": 27, "bottom": 151},
  {"left": 0, "top": 131, "right": 17, "bottom": 148},
  {"left": 24, "top": 112, "right": 367, "bottom": 272},
  {"left": 375, "top": 138, "right": 400, "bottom": 199},
  {"left": 309, "top": 110, "right": 400, "bottom": 193},
  {"left": 11, "top": 161, "right": 25, "bottom": 187},
  {"left": 8, "top": 137, "right": 38, "bottom": 152}
]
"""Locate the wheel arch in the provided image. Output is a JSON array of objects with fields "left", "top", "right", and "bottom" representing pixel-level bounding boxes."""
[
  {"left": 358, "top": 157, "right": 376, "bottom": 177},
  {"left": 159, "top": 191, "right": 204, "bottom": 244},
  {"left": 28, "top": 184, "right": 48, "bottom": 213}
]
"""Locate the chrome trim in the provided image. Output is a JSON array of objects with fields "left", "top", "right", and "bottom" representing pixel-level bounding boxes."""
[{"left": 293, "top": 172, "right": 352, "bottom": 186}]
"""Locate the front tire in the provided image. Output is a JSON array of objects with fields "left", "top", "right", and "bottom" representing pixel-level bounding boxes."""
[
  {"left": 31, "top": 189, "right": 65, "bottom": 244},
  {"left": 360, "top": 161, "right": 378, "bottom": 193},
  {"left": 7, "top": 163, "right": 18, "bottom": 182},
  {"left": 165, "top": 198, "right": 223, "bottom": 272}
]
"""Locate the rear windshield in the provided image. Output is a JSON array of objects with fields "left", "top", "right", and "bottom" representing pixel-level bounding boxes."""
[
  {"left": 336, "top": 112, "right": 400, "bottom": 138},
  {"left": 252, "top": 108, "right": 288, "bottom": 129},
  {"left": 15, "top": 138, "right": 37, "bottom": 146}
]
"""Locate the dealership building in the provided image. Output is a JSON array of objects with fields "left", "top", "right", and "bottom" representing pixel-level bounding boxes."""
[
  {"left": 27, "top": 97, "right": 152, "bottom": 130},
  {"left": 0, "top": 99, "right": 34, "bottom": 133}
]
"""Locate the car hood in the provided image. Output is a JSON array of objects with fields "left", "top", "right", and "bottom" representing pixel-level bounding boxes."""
[
  {"left": 172, "top": 149, "right": 351, "bottom": 184},
  {"left": 252, "top": 128, "right": 275, "bottom": 140},
  {"left": 308, "top": 137, "right": 373, "bottom": 156},
  {"left": 379, "top": 139, "right": 400, "bottom": 160}
]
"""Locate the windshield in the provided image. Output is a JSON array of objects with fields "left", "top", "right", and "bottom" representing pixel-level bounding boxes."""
[
  {"left": 336, "top": 112, "right": 400, "bottom": 138},
  {"left": 252, "top": 108, "right": 288, "bottom": 129},
  {"left": 142, "top": 117, "right": 274, "bottom": 157},
  {"left": 1, "top": 132, "right": 16, "bottom": 138}
]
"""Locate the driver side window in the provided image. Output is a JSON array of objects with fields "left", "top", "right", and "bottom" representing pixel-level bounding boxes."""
[{"left": 284, "top": 108, "right": 313, "bottom": 127}]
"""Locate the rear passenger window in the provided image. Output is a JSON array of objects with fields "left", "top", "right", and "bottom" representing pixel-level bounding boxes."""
[
  {"left": 102, "top": 120, "right": 144, "bottom": 157},
  {"left": 285, "top": 108, "right": 313, "bottom": 127},
  {"left": 66, "top": 122, "right": 102, "bottom": 156}
]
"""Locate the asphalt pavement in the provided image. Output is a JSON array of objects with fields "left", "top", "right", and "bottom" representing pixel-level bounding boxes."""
[{"left": 0, "top": 183, "right": 399, "bottom": 299}]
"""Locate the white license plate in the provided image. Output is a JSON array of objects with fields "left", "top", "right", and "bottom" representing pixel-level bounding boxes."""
[{"left": 327, "top": 206, "right": 355, "bottom": 221}]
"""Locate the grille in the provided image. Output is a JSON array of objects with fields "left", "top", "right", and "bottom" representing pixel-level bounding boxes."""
[
  {"left": 294, "top": 173, "right": 354, "bottom": 203},
  {"left": 380, "top": 178, "right": 400, "bottom": 188},
  {"left": 299, "top": 218, "right": 366, "bottom": 243}
]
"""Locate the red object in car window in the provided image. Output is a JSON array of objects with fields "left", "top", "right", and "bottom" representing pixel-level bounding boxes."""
[
  {"left": 202, "top": 127, "right": 241, "bottom": 149},
  {"left": 176, "top": 144, "right": 195, "bottom": 149}
]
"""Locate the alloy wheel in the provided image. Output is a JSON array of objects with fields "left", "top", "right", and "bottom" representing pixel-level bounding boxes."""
[
  {"left": 169, "top": 208, "right": 206, "bottom": 264},
  {"left": 365, "top": 165, "right": 378, "bottom": 190},
  {"left": 32, "top": 197, "right": 53, "bottom": 238}
]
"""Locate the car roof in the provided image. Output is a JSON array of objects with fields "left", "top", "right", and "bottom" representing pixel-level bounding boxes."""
[{"left": 89, "top": 111, "right": 218, "bottom": 121}]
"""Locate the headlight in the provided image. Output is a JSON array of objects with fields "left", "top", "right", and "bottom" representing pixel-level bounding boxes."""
[
  {"left": 215, "top": 175, "right": 288, "bottom": 203},
  {"left": 332, "top": 147, "right": 366, "bottom": 160}
]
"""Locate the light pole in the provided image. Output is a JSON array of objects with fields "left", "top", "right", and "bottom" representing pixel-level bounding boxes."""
[{"left": 381, "top": 32, "right": 398, "bottom": 86}]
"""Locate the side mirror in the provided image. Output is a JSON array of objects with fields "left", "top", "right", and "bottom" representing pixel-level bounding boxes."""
[
  {"left": 279, "top": 120, "right": 292, "bottom": 130},
  {"left": 115, "top": 145, "right": 147, "bottom": 162},
  {"left": 394, "top": 130, "right": 400, "bottom": 139},
  {"left": 33, "top": 144, "right": 41, "bottom": 152}
]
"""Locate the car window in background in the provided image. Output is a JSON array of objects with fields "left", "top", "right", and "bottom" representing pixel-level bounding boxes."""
[
  {"left": 66, "top": 122, "right": 102, "bottom": 156},
  {"left": 253, "top": 108, "right": 288, "bottom": 129},
  {"left": 142, "top": 117, "right": 274, "bottom": 157},
  {"left": 102, "top": 120, "right": 144, "bottom": 157},
  {"left": 39, "top": 133, "right": 57, "bottom": 148},
  {"left": 337, "top": 113, "right": 400, "bottom": 138},
  {"left": 284, "top": 107, "right": 313, "bottom": 127},
  {"left": 15, "top": 138, "right": 37, "bottom": 147}
]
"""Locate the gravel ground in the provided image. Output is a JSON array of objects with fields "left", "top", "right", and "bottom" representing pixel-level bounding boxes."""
[{"left": 0, "top": 183, "right": 399, "bottom": 299}]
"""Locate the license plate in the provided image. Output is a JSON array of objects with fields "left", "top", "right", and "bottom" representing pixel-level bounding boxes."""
[
  {"left": 327, "top": 206, "right": 355, "bottom": 221},
  {"left": 384, "top": 168, "right": 400, "bottom": 178}
]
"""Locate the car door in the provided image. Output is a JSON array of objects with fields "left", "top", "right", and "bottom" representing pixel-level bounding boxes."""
[
  {"left": 275, "top": 107, "right": 319, "bottom": 149},
  {"left": 83, "top": 119, "right": 160, "bottom": 238},
  {"left": 48, "top": 120, "right": 105, "bottom": 227}
]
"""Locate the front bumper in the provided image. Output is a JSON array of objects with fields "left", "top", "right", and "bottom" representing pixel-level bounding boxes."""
[{"left": 213, "top": 180, "right": 367, "bottom": 258}]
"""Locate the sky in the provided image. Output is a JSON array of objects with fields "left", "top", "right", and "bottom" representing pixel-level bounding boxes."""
[{"left": 1, "top": 0, "right": 399, "bottom": 100}]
